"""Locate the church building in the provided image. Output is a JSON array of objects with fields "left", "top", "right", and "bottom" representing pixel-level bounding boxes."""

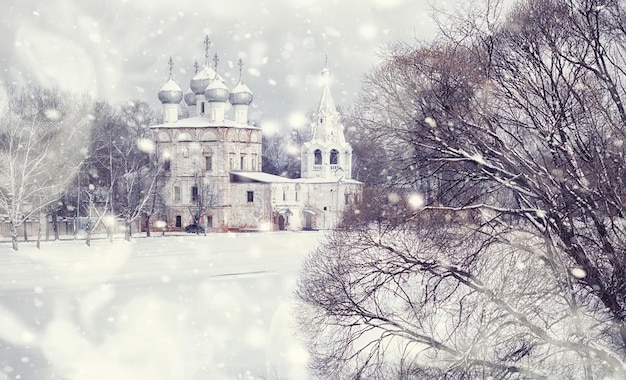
[{"left": 150, "top": 39, "right": 361, "bottom": 232}]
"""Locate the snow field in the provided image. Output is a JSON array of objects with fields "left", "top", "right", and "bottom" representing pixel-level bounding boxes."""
[{"left": 0, "top": 231, "right": 325, "bottom": 380}]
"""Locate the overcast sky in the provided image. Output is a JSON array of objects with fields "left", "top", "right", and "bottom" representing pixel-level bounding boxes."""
[{"left": 1, "top": 0, "right": 449, "bottom": 130}]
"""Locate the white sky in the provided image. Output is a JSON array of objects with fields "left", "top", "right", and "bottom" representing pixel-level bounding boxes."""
[{"left": 0, "top": 0, "right": 447, "bottom": 129}]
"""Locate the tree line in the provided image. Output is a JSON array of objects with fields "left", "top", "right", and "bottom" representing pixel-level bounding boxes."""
[
  {"left": 0, "top": 84, "right": 163, "bottom": 250},
  {"left": 297, "top": 0, "right": 626, "bottom": 378}
]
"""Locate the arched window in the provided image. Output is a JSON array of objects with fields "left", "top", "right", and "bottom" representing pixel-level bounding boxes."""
[
  {"left": 314, "top": 149, "right": 322, "bottom": 165},
  {"left": 330, "top": 149, "right": 339, "bottom": 165},
  {"left": 162, "top": 149, "right": 171, "bottom": 171}
]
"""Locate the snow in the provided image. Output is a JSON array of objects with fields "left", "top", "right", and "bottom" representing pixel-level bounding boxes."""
[
  {"left": 150, "top": 116, "right": 260, "bottom": 129},
  {"left": 159, "top": 79, "right": 182, "bottom": 92},
  {"left": 0, "top": 231, "right": 325, "bottom": 380}
]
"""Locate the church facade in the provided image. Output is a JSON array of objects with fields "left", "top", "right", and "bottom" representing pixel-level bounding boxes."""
[{"left": 150, "top": 44, "right": 361, "bottom": 232}]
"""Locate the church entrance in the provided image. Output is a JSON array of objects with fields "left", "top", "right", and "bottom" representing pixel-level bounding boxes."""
[
  {"left": 304, "top": 212, "right": 314, "bottom": 231},
  {"left": 278, "top": 215, "right": 285, "bottom": 230}
]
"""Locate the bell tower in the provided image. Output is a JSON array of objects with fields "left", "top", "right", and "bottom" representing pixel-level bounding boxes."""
[{"left": 301, "top": 58, "right": 353, "bottom": 179}]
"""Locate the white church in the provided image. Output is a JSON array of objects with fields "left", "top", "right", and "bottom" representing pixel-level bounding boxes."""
[{"left": 150, "top": 39, "right": 362, "bottom": 232}]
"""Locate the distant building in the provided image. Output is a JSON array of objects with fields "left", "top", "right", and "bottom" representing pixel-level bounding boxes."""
[{"left": 150, "top": 42, "right": 361, "bottom": 232}]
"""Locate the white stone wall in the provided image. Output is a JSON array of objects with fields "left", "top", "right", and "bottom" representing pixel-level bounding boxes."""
[
  {"left": 228, "top": 183, "right": 272, "bottom": 230},
  {"left": 152, "top": 124, "right": 262, "bottom": 231}
]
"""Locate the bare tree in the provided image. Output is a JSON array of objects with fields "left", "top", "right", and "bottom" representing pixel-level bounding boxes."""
[
  {"left": 85, "top": 100, "right": 160, "bottom": 241},
  {"left": 262, "top": 127, "right": 309, "bottom": 179},
  {"left": 298, "top": 192, "right": 625, "bottom": 379},
  {"left": 298, "top": 0, "right": 626, "bottom": 376},
  {"left": 188, "top": 173, "right": 220, "bottom": 234},
  {"left": 85, "top": 101, "right": 121, "bottom": 241},
  {"left": 113, "top": 100, "right": 161, "bottom": 240},
  {"left": 0, "top": 84, "right": 92, "bottom": 250}
]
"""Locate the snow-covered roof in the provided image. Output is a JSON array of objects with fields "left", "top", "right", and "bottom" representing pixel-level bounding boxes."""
[
  {"left": 150, "top": 116, "right": 260, "bottom": 129},
  {"left": 230, "top": 172, "right": 294, "bottom": 183},
  {"left": 230, "top": 172, "right": 362, "bottom": 185},
  {"left": 295, "top": 177, "right": 362, "bottom": 185}
]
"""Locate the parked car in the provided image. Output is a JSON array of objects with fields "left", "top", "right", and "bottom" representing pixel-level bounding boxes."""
[{"left": 185, "top": 224, "right": 205, "bottom": 233}]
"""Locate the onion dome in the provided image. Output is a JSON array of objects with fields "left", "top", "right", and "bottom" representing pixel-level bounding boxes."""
[
  {"left": 190, "top": 66, "right": 216, "bottom": 95},
  {"left": 158, "top": 79, "right": 183, "bottom": 104},
  {"left": 230, "top": 81, "right": 253, "bottom": 105},
  {"left": 158, "top": 57, "right": 183, "bottom": 104},
  {"left": 184, "top": 88, "right": 196, "bottom": 106},
  {"left": 229, "top": 59, "right": 253, "bottom": 105},
  {"left": 204, "top": 79, "right": 230, "bottom": 102}
]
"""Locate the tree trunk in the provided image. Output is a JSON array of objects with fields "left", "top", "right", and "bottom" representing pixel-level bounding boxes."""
[
  {"left": 85, "top": 219, "right": 92, "bottom": 247},
  {"left": 52, "top": 211, "right": 59, "bottom": 240},
  {"left": 23, "top": 222, "right": 28, "bottom": 242},
  {"left": 36, "top": 212, "right": 43, "bottom": 249},
  {"left": 125, "top": 220, "right": 132, "bottom": 241},
  {"left": 145, "top": 215, "right": 151, "bottom": 237},
  {"left": 10, "top": 221, "right": 18, "bottom": 251}
]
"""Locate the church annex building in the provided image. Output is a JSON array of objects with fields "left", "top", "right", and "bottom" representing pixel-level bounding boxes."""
[{"left": 150, "top": 45, "right": 362, "bottom": 232}]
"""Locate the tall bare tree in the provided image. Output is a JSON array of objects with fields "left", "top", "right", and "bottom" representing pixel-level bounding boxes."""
[
  {"left": 85, "top": 100, "right": 160, "bottom": 241},
  {"left": 299, "top": 0, "right": 626, "bottom": 376},
  {"left": 0, "top": 84, "right": 92, "bottom": 250},
  {"left": 113, "top": 100, "right": 161, "bottom": 240}
]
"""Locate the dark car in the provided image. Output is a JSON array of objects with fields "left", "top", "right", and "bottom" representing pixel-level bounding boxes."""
[{"left": 184, "top": 224, "right": 205, "bottom": 233}]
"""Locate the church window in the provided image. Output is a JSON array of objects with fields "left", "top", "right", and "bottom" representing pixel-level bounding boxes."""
[
  {"left": 174, "top": 186, "right": 181, "bottom": 202},
  {"left": 182, "top": 148, "right": 189, "bottom": 158},
  {"left": 240, "top": 155, "right": 245, "bottom": 170},
  {"left": 162, "top": 149, "right": 171, "bottom": 171},
  {"left": 247, "top": 191, "right": 254, "bottom": 203},
  {"left": 295, "top": 192, "right": 299, "bottom": 202},
  {"left": 205, "top": 155, "right": 213, "bottom": 171},
  {"left": 229, "top": 153, "right": 235, "bottom": 170},
  {"left": 283, "top": 191, "right": 286, "bottom": 201},
  {"left": 191, "top": 186, "right": 198, "bottom": 202},
  {"left": 201, "top": 102, "right": 205, "bottom": 114},
  {"left": 330, "top": 149, "right": 339, "bottom": 165},
  {"left": 251, "top": 154, "right": 257, "bottom": 171},
  {"left": 314, "top": 149, "right": 322, "bottom": 165}
]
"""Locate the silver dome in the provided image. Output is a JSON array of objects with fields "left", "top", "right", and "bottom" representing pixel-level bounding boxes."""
[
  {"left": 204, "top": 80, "right": 230, "bottom": 102},
  {"left": 158, "top": 79, "right": 183, "bottom": 104},
  {"left": 229, "top": 82, "right": 253, "bottom": 105},
  {"left": 184, "top": 89, "right": 196, "bottom": 106},
  {"left": 190, "top": 66, "right": 218, "bottom": 94}
]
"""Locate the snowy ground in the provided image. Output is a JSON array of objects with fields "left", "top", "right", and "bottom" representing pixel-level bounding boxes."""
[{"left": 0, "top": 231, "right": 326, "bottom": 380}]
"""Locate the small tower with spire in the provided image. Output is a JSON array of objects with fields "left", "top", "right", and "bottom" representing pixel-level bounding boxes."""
[
  {"left": 158, "top": 57, "right": 183, "bottom": 123},
  {"left": 301, "top": 58, "right": 353, "bottom": 179}
]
